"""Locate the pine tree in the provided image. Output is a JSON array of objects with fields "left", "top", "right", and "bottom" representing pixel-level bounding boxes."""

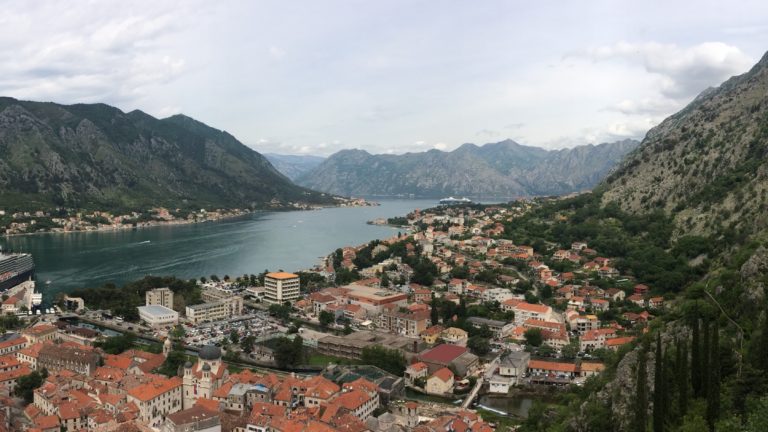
[
  {"left": 653, "top": 334, "right": 665, "bottom": 432},
  {"left": 756, "top": 308, "right": 768, "bottom": 372},
  {"left": 677, "top": 339, "right": 689, "bottom": 417},
  {"left": 634, "top": 339, "right": 649, "bottom": 432},
  {"left": 706, "top": 323, "right": 720, "bottom": 431},
  {"left": 702, "top": 321, "right": 710, "bottom": 399},
  {"left": 691, "top": 320, "right": 702, "bottom": 398},
  {"left": 430, "top": 294, "right": 439, "bottom": 325}
]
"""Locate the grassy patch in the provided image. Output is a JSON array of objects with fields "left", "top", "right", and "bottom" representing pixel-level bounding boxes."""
[
  {"left": 307, "top": 354, "right": 360, "bottom": 366},
  {"left": 475, "top": 407, "right": 520, "bottom": 432}
]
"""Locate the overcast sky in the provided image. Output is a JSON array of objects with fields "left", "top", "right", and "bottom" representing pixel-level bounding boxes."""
[{"left": 1, "top": 1, "right": 766, "bottom": 156}]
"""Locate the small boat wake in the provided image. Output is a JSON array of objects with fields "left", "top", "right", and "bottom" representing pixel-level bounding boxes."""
[{"left": 138, "top": 240, "right": 151, "bottom": 245}]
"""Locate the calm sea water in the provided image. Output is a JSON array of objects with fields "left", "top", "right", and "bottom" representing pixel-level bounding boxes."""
[{"left": 0, "top": 199, "right": 442, "bottom": 302}]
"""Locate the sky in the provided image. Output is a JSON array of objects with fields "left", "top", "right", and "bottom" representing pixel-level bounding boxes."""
[{"left": 0, "top": 1, "right": 766, "bottom": 156}]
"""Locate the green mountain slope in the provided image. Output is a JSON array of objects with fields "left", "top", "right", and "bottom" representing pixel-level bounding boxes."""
[
  {"left": 297, "top": 139, "right": 639, "bottom": 197},
  {"left": 0, "top": 98, "right": 333, "bottom": 210},
  {"left": 600, "top": 51, "right": 768, "bottom": 242}
]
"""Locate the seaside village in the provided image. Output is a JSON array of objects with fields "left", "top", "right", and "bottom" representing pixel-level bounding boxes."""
[{"left": 0, "top": 203, "right": 669, "bottom": 432}]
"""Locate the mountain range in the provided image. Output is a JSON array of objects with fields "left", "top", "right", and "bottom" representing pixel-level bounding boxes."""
[
  {"left": 600, "top": 50, "right": 768, "bottom": 240},
  {"left": 296, "top": 139, "right": 639, "bottom": 198},
  {"left": 0, "top": 98, "right": 334, "bottom": 211},
  {"left": 264, "top": 153, "right": 325, "bottom": 181}
]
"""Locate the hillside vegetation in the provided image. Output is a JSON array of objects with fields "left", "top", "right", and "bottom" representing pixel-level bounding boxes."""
[{"left": 0, "top": 98, "right": 333, "bottom": 211}]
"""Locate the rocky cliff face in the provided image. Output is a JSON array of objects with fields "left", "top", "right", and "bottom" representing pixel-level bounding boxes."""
[
  {"left": 0, "top": 98, "right": 332, "bottom": 210},
  {"left": 600, "top": 52, "right": 768, "bottom": 239},
  {"left": 297, "top": 139, "right": 639, "bottom": 197}
]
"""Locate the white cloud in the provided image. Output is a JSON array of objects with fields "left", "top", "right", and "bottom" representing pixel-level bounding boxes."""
[
  {"left": 583, "top": 41, "right": 753, "bottom": 99},
  {"left": 609, "top": 98, "right": 680, "bottom": 116},
  {"left": 0, "top": 3, "right": 190, "bottom": 113},
  {"left": 433, "top": 142, "right": 448, "bottom": 150}
]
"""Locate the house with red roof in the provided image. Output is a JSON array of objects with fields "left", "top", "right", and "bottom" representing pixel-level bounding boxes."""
[
  {"left": 418, "top": 344, "right": 478, "bottom": 377},
  {"left": 425, "top": 367, "right": 454, "bottom": 396}
]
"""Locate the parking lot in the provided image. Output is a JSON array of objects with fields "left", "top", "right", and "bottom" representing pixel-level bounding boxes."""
[{"left": 181, "top": 310, "right": 285, "bottom": 349}]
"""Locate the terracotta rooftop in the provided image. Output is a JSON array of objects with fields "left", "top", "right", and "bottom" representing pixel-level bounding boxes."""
[
  {"left": 267, "top": 272, "right": 299, "bottom": 280},
  {"left": 419, "top": 344, "right": 468, "bottom": 363},
  {"left": 127, "top": 376, "right": 182, "bottom": 402},
  {"left": 431, "top": 367, "right": 454, "bottom": 382}
]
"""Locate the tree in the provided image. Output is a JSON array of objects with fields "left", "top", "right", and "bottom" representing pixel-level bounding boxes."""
[
  {"left": 430, "top": 295, "right": 439, "bottom": 325},
  {"left": 706, "top": 323, "right": 720, "bottom": 431},
  {"left": 751, "top": 306, "right": 768, "bottom": 372},
  {"left": 229, "top": 329, "right": 239, "bottom": 344},
  {"left": 360, "top": 345, "right": 406, "bottom": 375},
  {"left": 210, "top": 275, "right": 220, "bottom": 282},
  {"left": 653, "top": 333, "right": 665, "bottom": 432},
  {"left": 467, "top": 336, "right": 490, "bottom": 356},
  {"left": 677, "top": 338, "right": 689, "bottom": 417},
  {"left": 524, "top": 328, "right": 543, "bottom": 347},
  {"left": 95, "top": 334, "right": 136, "bottom": 355},
  {"left": 269, "top": 304, "right": 291, "bottom": 321},
  {"left": 171, "top": 325, "right": 186, "bottom": 340},
  {"left": 14, "top": 370, "right": 44, "bottom": 403},
  {"left": 561, "top": 340, "right": 580, "bottom": 360},
  {"left": 241, "top": 335, "right": 256, "bottom": 354},
  {"left": 701, "top": 321, "right": 710, "bottom": 399},
  {"left": 319, "top": 311, "right": 335, "bottom": 328},
  {"left": 380, "top": 272, "right": 390, "bottom": 288},
  {"left": 274, "top": 336, "right": 304, "bottom": 368},
  {"left": 634, "top": 340, "right": 649, "bottom": 432},
  {"left": 157, "top": 350, "right": 187, "bottom": 377},
  {"left": 691, "top": 320, "right": 702, "bottom": 398}
]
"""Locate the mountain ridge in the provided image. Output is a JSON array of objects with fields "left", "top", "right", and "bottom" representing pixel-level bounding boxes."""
[
  {"left": 298, "top": 139, "right": 639, "bottom": 197},
  {"left": 0, "top": 97, "right": 333, "bottom": 211}
]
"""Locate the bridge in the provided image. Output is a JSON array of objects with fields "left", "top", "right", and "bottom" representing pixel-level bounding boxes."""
[{"left": 461, "top": 376, "right": 484, "bottom": 408}]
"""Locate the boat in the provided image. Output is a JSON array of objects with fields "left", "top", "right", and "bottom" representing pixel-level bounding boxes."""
[
  {"left": 0, "top": 251, "right": 35, "bottom": 292},
  {"left": 45, "top": 280, "right": 52, "bottom": 285},
  {"left": 439, "top": 196, "right": 473, "bottom": 205}
]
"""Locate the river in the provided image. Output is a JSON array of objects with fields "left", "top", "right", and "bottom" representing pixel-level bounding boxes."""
[{"left": 0, "top": 199, "right": 442, "bottom": 303}]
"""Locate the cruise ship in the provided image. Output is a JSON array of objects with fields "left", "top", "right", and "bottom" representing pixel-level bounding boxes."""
[
  {"left": 439, "top": 196, "right": 473, "bottom": 205},
  {"left": 0, "top": 252, "right": 35, "bottom": 292}
]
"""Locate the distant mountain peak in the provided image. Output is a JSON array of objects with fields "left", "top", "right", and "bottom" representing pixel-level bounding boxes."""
[{"left": 298, "top": 139, "right": 638, "bottom": 198}]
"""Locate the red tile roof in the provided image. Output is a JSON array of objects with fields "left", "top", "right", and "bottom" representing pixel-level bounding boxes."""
[
  {"left": 127, "top": 376, "right": 182, "bottom": 402},
  {"left": 431, "top": 367, "right": 454, "bottom": 383},
  {"left": 419, "top": 344, "right": 468, "bottom": 363}
]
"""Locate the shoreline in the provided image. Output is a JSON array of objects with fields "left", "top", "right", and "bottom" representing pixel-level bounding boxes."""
[
  {"left": 2, "top": 210, "right": 253, "bottom": 238},
  {"left": 2, "top": 198, "right": 379, "bottom": 239}
]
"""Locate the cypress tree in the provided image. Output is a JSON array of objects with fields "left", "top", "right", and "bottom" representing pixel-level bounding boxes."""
[
  {"left": 691, "top": 320, "right": 701, "bottom": 398},
  {"left": 706, "top": 324, "right": 720, "bottom": 431},
  {"left": 756, "top": 309, "right": 768, "bottom": 372},
  {"left": 430, "top": 293, "right": 439, "bottom": 325},
  {"left": 634, "top": 340, "right": 649, "bottom": 432},
  {"left": 653, "top": 333, "right": 665, "bottom": 432},
  {"left": 677, "top": 339, "right": 689, "bottom": 417},
  {"left": 702, "top": 321, "right": 710, "bottom": 399}
]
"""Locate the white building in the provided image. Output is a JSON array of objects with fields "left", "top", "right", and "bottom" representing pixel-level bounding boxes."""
[
  {"left": 264, "top": 272, "right": 300, "bottom": 305},
  {"left": 185, "top": 296, "right": 243, "bottom": 324},
  {"left": 138, "top": 305, "right": 179, "bottom": 327},
  {"left": 512, "top": 302, "right": 556, "bottom": 326},
  {"left": 127, "top": 376, "right": 183, "bottom": 428},
  {"left": 146, "top": 287, "right": 174, "bottom": 309}
]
